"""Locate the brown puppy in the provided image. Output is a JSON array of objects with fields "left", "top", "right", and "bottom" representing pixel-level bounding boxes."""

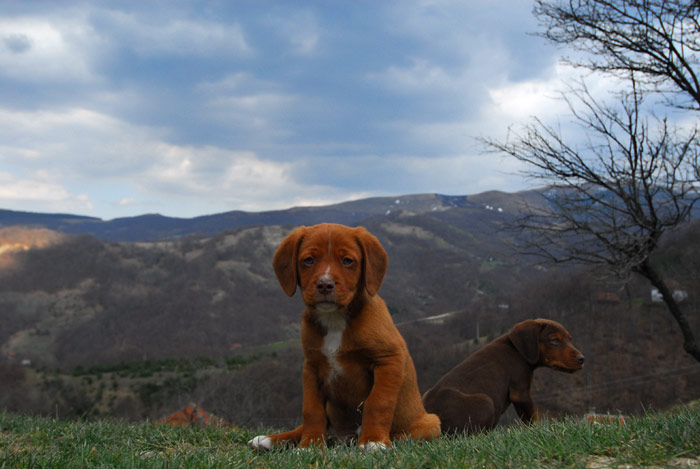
[
  {"left": 248, "top": 223, "right": 440, "bottom": 450},
  {"left": 422, "top": 319, "right": 584, "bottom": 434}
]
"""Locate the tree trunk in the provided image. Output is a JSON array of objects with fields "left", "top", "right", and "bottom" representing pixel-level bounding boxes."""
[{"left": 637, "top": 260, "right": 700, "bottom": 363}]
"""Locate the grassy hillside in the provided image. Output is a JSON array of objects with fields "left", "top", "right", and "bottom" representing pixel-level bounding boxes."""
[
  {"left": 1, "top": 405, "right": 698, "bottom": 468},
  {"left": 0, "top": 209, "right": 531, "bottom": 370},
  {"left": 1, "top": 205, "right": 699, "bottom": 429},
  {"left": 1, "top": 221, "right": 699, "bottom": 426}
]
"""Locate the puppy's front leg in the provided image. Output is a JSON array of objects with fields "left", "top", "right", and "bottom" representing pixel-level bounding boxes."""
[
  {"left": 358, "top": 354, "right": 404, "bottom": 448},
  {"left": 510, "top": 388, "right": 538, "bottom": 424},
  {"left": 299, "top": 360, "right": 328, "bottom": 447},
  {"left": 249, "top": 360, "right": 327, "bottom": 450}
]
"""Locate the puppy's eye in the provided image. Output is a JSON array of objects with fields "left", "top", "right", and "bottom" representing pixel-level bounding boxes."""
[
  {"left": 342, "top": 257, "right": 355, "bottom": 266},
  {"left": 302, "top": 257, "right": 314, "bottom": 266},
  {"left": 550, "top": 338, "right": 561, "bottom": 345}
]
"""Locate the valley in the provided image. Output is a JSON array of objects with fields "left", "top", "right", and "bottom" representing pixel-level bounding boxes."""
[{"left": 0, "top": 190, "right": 698, "bottom": 427}]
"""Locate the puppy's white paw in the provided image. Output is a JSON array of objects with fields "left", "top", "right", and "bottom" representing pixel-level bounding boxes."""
[
  {"left": 359, "top": 441, "right": 388, "bottom": 452},
  {"left": 248, "top": 435, "right": 273, "bottom": 451}
]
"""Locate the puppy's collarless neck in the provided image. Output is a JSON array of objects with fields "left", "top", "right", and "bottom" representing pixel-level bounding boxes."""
[{"left": 311, "top": 305, "right": 348, "bottom": 333}]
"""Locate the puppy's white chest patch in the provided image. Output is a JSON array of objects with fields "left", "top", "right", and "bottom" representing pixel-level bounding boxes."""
[
  {"left": 317, "top": 312, "right": 346, "bottom": 379},
  {"left": 323, "top": 328, "right": 342, "bottom": 367}
]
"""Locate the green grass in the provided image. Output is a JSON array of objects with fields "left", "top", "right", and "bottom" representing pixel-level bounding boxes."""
[{"left": 1, "top": 405, "right": 698, "bottom": 468}]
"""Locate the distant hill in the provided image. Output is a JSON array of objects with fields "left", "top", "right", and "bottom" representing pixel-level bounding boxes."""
[
  {"left": 0, "top": 191, "right": 547, "bottom": 241},
  {"left": 0, "top": 209, "right": 100, "bottom": 229}
]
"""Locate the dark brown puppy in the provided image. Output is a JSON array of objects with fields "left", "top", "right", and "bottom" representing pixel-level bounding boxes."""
[{"left": 422, "top": 319, "right": 584, "bottom": 434}]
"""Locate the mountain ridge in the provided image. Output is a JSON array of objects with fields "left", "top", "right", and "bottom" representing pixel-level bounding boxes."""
[{"left": 0, "top": 191, "right": 544, "bottom": 241}]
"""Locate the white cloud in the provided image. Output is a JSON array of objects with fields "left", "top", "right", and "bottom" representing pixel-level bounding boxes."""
[
  {"left": 380, "top": 153, "right": 530, "bottom": 194},
  {"left": 25, "top": 106, "right": 319, "bottom": 198},
  {"left": 488, "top": 74, "right": 568, "bottom": 121},
  {"left": 0, "top": 145, "right": 41, "bottom": 160},
  {"left": 103, "top": 10, "right": 251, "bottom": 58},
  {"left": 368, "top": 58, "right": 460, "bottom": 94},
  {"left": 483, "top": 62, "right": 647, "bottom": 157},
  {"left": 487, "top": 63, "right": 638, "bottom": 122},
  {"left": 0, "top": 107, "right": 166, "bottom": 178},
  {"left": 0, "top": 105, "right": 328, "bottom": 216},
  {"left": 0, "top": 16, "right": 98, "bottom": 83},
  {"left": 0, "top": 172, "right": 67, "bottom": 201},
  {"left": 145, "top": 144, "right": 293, "bottom": 196},
  {"left": 0, "top": 171, "right": 93, "bottom": 213},
  {"left": 196, "top": 73, "right": 299, "bottom": 138},
  {"left": 0, "top": 5, "right": 253, "bottom": 90}
]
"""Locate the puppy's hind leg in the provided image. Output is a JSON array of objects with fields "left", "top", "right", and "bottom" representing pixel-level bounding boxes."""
[
  {"left": 405, "top": 412, "right": 442, "bottom": 441},
  {"left": 425, "top": 388, "right": 495, "bottom": 435},
  {"left": 248, "top": 425, "right": 304, "bottom": 450}
]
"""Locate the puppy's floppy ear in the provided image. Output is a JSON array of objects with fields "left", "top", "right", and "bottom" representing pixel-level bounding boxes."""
[
  {"left": 273, "top": 226, "right": 307, "bottom": 297},
  {"left": 354, "top": 226, "right": 388, "bottom": 296},
  {"left": 509, "top": 320, "right": 542, "bottom": 365}
]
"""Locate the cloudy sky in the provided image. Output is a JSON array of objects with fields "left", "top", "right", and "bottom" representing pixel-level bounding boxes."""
[{"left": 0, "top": 0, "right": 577, "bottom": 220}]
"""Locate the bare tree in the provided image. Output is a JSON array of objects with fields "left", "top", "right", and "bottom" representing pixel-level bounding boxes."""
[
  {"left": 534, "top": 0, "right": 700, "bottom": 110},
  {"left": 484, "top": 79, "right": 700, "bottom": 361}
]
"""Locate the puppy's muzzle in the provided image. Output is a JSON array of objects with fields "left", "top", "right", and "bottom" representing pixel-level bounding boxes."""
[
  {"left": 315, "top": 277, "right": 338, "bottom": 304},
  {"left": 316, "top": 278, "right": 335, "bottom": 296}
]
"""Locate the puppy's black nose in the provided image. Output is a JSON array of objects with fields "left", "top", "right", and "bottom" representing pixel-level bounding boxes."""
[
  {"left": 576, "top": 354, "right": 585, "bottom": 364},
  {"left": 316, "top": 279, "right": 335, "bottom": 295}
]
